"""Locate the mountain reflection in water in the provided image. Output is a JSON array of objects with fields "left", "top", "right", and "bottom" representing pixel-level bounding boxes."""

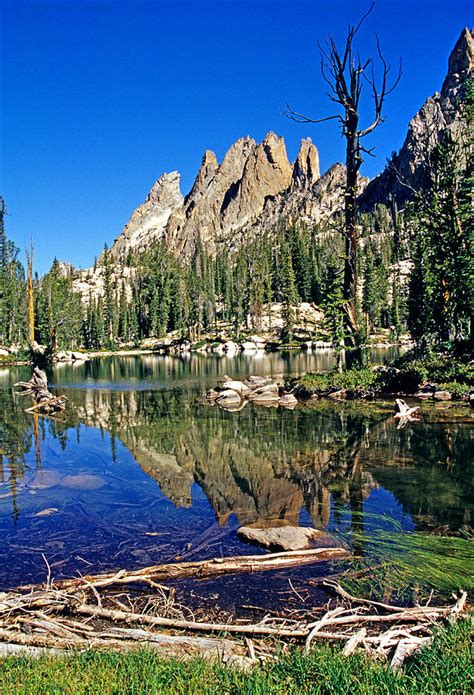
[{"left": 0, "top": 352, "right": 472, "bottom": 592}]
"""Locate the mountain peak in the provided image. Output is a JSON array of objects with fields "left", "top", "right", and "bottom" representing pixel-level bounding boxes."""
[
  {"left": 360, "top": 28, "right": 472, "bottom": 209},
  {"left": 147, "top": 171, "right": 182, "bottom": 204},
  {"left": 293, "top": 138, "right": 320, "bottom": 189}
]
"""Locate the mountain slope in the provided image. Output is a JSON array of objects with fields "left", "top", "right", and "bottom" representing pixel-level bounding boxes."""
[{"left": 360, "top": 27, "right": 473, "bottom": 209}]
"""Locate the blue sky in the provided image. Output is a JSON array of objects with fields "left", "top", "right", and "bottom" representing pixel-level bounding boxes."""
[{"left": 1, "top": 0, "right": 471, "bottom": 274}]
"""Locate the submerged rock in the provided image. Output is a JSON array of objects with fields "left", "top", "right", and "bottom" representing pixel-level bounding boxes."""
[
  {"left": 237, "top": 525, "right": 336, "bottom": 551},
  {"left": 34, "top": 507, "right": 59, "bottom": 517},
  {"left": 27, "top": 471, "right": 62, "bottom": 489},
  {"left": 60, "top": 474, "right": 106, "bottom": 490}
]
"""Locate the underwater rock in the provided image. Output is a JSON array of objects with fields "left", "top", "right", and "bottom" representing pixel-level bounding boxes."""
[
  {"left": 34, "top": 507, "right": 59, "bottom": 517},
  {"left": 27, "top": 471, "right": 62, "bottom": 489},
  {"left": 60, "top": 474, "right": 106, "bottom": 490}
]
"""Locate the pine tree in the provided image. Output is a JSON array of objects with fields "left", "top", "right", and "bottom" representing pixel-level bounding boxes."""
[
  {"left": 0, "top": 199, "right": 27, "bottom": 347},
  {"left": 102, "top": 244, "right": 116, "bottom": 348},
  {"left": 321, "top": 255, "right": 345, "bottom": 369},
  {"left": 279, "top": 241, "right": 299, "bottom": 342},
  {"left": 408, "top": 135, "right": 472, "bottom": 347}
]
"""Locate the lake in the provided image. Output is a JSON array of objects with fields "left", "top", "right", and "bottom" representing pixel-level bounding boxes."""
[{"left": 1, "top": 350, "right": 472, "bottom": 611}]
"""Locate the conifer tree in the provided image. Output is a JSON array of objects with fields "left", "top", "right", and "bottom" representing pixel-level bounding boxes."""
[
  {"left": 102, "top": 244, "right": 116, "bottom": 348},
  {"left": 408, "top": 136, "right": 472, "bottom": 347}
]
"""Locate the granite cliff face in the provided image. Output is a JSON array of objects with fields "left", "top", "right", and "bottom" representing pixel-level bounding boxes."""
[
  {"left": 360, "top": 28, "right": 473, "bottom": 209},
  {"left": 108, "top": 132, "right": 332, "bottom": 264},
  {"left": 111, "top": 171, "right": 183, "bottom": 260}
]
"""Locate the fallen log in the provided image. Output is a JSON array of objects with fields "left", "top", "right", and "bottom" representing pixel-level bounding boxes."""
[
  {"left": 40, "top": 547, "right": 350, "bottom": 592},
  {"left": 0, "top": 627, "right": 247, "bottom": 663}
]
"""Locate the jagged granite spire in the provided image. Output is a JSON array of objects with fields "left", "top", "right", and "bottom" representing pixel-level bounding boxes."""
[
  {"left": 292, "top": 138, "right": 320, "bottom": 189},
  {"left": 111, "top": 171, "right": 183, "bottom": 260}
]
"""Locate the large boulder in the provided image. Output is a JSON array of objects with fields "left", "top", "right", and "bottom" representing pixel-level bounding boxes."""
[
  {"left": 279, "top": 393, "right": 298, "bottom": 407},
  {"left": 216, "top": 389, "right": 241, "bottom": 406},
  {"left": 246, "top": 376, "right": 273, "bottom": 388},
  {"left": 241, "top": 341, "right": 258, "bottom": 352},
  {"left": 434, "top": 390, "right": 452, "bottom": 401},
  {"left": 222, "top": 380, "right": 250, "bottom": 395},
  {"left": 237, "top": 525, "right": 337, "bottom": 551},
  {"left": 223, "top": 341, "right": 239, "bottom": 353},
  {"left": 247, "top": 383, "right": 279, "bottom": 399}
]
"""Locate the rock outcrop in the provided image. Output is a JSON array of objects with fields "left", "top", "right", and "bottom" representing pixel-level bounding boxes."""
[
  {"left": 104, "top": 132, "right": 338, "bottom": 265},
  {"left": 111, "top": 171, "right": 183, "bottom": 260},
  {"left": 360, "top": 28, "right": 473, "bottom": 209},
  {"left": 237, "top": 525, "right": 336, "bottom": 551}
]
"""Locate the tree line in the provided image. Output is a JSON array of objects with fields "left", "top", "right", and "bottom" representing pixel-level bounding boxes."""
[{"left": 0, "top": 133, "right": 471, "bottom": 356}]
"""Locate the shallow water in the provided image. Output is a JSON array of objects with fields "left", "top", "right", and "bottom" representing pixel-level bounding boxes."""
[{"left": 0, "top": 350, "right": 472, "bottom": 608}]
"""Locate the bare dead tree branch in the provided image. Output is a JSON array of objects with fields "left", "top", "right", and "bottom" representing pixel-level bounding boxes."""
[
  {"left": 284, "top": 3, "right": 401, "bottom": 364},
  {"left": 285, "top": 103, "right": 342, "bottom": 125}
]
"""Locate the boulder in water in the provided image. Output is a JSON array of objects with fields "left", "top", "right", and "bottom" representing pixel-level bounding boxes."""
[
  {"left": 61, "top": 474, "right": 106, "bottom": 490},
  {"left": 237, "top": 525, "right": 336, "bottom": 551},
  {"left": 27, "top": 470, "right": 62, "bottom": 489}
]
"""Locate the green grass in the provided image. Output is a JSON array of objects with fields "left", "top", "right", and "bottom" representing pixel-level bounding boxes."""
[
  {"left": 294, "top": 350, "right": 473, "bottom": 398},
  {"left": 0, "top": 622, "right": 471, "bottom": 694},
  {"left": 339, "top": 523, "right": 474, "bottom": 602},
  {"left": 295, "top": 367, "right": 380, "bottom": 394}
]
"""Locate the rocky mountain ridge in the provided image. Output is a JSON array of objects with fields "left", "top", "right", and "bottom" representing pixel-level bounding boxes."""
[
  {"left": 110, "top": 131, "right": 333, "bottom": 264},
  {"left": 73, "top": 28, "right": 472, "bottom": 301}
]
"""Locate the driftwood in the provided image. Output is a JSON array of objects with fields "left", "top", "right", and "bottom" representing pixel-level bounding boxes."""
[
  {"left": 41, "top": 547, "right": 350, "bottom": 592},
  {"left": 14, "top": 367, "right": 67, "bottom": 415},
  {"left": 394, "top": 398, "right": 420, "bottom": 429},
  {"left": 0, "top": 548, "right": 468, "bottom": 670}
]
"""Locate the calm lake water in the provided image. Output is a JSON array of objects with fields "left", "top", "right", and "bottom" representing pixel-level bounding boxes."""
[{"left": 1, "top": 350, "right": 472, "bottom": 609}]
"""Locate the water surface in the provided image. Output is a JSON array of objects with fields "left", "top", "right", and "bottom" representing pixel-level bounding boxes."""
[{"left": 1, "top": 351, "right": 472, "bottom": 608}]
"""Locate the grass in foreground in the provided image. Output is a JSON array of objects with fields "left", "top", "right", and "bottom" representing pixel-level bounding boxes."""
[{"left": 0, "top": 622, "right": 472, "bottom": 694}]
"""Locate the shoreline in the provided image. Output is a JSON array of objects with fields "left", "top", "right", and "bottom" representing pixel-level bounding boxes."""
[{"left": 0, "top": 340, "right": 411, "bottom": 367}]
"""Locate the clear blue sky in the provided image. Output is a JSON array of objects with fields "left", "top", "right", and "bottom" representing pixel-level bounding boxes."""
[{"left": 1, "top": 0, "right": 471, "bottom": 274}]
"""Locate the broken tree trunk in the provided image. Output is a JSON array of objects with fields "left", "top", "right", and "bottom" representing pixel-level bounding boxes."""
[{"left": 14, "top": 367, "right": 67, "bottom": 415}]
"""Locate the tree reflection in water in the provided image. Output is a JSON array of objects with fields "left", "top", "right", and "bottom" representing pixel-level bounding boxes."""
[{"left": 0, "top": 356, "right": 472, "bottom": 590}]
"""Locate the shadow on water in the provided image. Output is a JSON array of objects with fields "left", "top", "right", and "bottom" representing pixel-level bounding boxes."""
[{"left": 0, "top": 351, "right": 472, "bottom": 608}]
